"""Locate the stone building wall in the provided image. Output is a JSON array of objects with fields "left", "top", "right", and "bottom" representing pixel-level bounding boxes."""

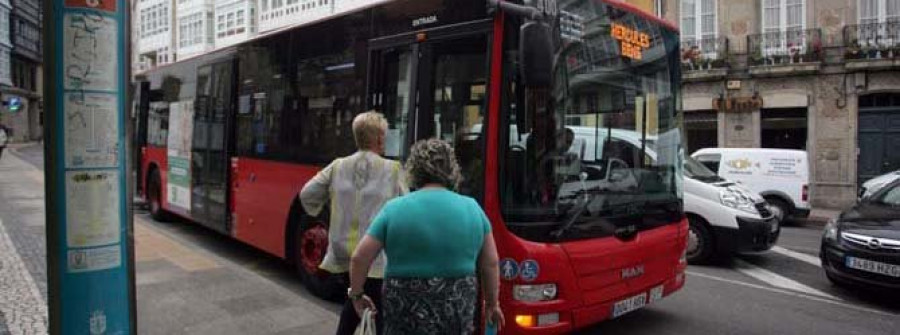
[{"left": 670, "top": 0, "right": 900, "bottom": 208}]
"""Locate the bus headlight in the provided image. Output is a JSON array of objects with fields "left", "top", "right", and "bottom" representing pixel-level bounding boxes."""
[{"left": 513, "top": 284, "right": 558, "bottom": 302}]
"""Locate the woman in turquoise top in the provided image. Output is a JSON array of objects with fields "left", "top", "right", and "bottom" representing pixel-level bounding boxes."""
[{"left": 349, "top": 139, "right": 505, "bottom": 334}]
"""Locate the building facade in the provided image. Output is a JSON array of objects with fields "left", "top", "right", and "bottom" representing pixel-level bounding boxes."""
[
  {"left": 664, "top": 0, "right": 900, "bottom": 208},
  {"left": 137, "top": 0, "right": 177, "bottom": 69},
  {"left": 258, "top": 0, "right": 336, "bottom": 33},
  {"left": 215, "top": 0, "right": 258, "bottom": 48},
  {"left": 0, "top": 0, "right": 41, "bottom": 143},
  {"left": 176, "top": 0, "right": 215, "bottom": 59}
]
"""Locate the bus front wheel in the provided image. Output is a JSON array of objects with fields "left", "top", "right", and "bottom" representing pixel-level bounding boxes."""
[{"left": 294, "top": 211, "right": 342, "bottom": 301}]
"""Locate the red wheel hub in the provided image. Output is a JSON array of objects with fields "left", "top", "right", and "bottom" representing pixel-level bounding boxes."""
[{"left": 300, "top": 222, "right": 328, "bottom": 275}]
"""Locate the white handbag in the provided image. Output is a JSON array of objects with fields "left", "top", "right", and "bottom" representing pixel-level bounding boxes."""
[{"left": 353, "top": 309, "right": 376, "bottom": 335}]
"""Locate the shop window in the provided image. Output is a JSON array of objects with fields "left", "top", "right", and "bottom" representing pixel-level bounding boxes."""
[
  {"left": 684, "top": 110, "right": 718, "bottom": 155},
  {"left": 761, "top": 108, "right": 807, "bottom": 150}
]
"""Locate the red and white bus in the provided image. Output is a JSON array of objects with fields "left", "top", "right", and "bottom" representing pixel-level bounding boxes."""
[{"left": 134, "top": 0, "right": 687, "bottom": 333}]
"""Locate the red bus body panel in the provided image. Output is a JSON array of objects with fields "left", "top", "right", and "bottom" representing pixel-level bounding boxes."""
[{"left": 230, "top": 157, "right": 320, "bottom": 259}]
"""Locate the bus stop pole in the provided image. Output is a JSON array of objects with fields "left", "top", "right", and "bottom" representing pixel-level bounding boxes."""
[{"left": 43, "top": 0, "right": 136, "bottom": 333}]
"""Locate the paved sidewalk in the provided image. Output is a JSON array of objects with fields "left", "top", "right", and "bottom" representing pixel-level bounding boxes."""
[{"left": 0, "top": 146, "right": 337, "bottom": 334}]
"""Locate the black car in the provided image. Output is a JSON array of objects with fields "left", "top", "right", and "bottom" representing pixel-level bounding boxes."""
[{"left": 821, "top": 179, "right": 900, "bottom": 290}]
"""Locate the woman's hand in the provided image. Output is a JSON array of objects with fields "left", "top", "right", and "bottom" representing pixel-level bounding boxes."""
[
  {"left": 352, "top": 294, "right": 377, "bottom": 317},
  {"left": 486, "top": 304, "right": 505, "bottom": 330}
]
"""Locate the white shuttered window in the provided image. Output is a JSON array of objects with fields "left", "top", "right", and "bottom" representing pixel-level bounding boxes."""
[
  {"left": 859, "top": 0, "right": 900, "bottom": 23},
  {"left": 681, "top": 0, "right": 717, "bottom": 55}
]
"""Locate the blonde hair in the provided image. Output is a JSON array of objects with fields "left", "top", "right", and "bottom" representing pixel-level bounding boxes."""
[{"left": 352, "top": 111, "right": 389, "bottom": 150}]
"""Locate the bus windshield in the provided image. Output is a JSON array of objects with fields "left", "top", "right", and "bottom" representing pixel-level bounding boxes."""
[{"left": 501, "top": 0, "right": 683, "bottom": 242}]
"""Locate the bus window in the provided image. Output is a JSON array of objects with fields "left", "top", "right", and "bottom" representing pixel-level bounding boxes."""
[
  {"left": 428, "top": 36, "right": 488, "bottom": 199},
  {"left": 147, "top": 102, "right": 169, "bottom": 147},
  {"left": 370, "top": 47, "right": 415, "bottom": 160}
]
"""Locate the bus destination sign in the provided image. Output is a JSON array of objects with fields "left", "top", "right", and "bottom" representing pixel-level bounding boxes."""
[{"left": 610, "top": 22, "right": 651, "bottom": 60}]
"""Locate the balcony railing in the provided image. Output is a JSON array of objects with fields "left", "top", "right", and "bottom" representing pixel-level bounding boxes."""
[
  {"left": 844, "top": 22, "right": 900, "bottom": 60},
  {"left": 681, "top": 36, "right": 729, "bottom": 71},
  {"left": 747, "top": 28, "right": 823, "bottom": 66}
]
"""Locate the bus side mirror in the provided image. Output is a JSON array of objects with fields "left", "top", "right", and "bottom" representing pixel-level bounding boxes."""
[{"left": 519, "top": 21, "right": 553, "bottom": 88}]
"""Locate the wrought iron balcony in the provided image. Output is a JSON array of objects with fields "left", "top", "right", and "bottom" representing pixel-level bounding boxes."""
[
  {"left": 747, "top": 28, "right": 823, "bottom": 66},
  {"left": 844, "top": 22, "right": 900, "bottom": 60},
  {"left": 680, "top": 36, "right": 729, "bottom": 71}
]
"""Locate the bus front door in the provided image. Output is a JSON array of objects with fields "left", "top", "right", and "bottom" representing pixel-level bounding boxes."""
[
  {"left": 191, "top": 61, "right": 235, "bottom": 232},
  {"left": 367, "top": 20, "right": 492, "bottom": 172}
]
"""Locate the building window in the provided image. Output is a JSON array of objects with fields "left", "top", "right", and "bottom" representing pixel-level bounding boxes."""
[
  {"left": 762, "top": 0, "right": 805, "bottom": 35},
  {"left": 11, "top": 58, "right": 35, "bottom": 91},
  {"left": 684, "top": 110, "right": 718, "bottom": 154},
  {"left": 761, "top": 108, "right": 807, "bottom": 150},
  {"left": 680, "top": 0, "right": 716, "bottom": 54},
  {"left": 217, "top": 14, "right": 225, "bottom": 38},
  {"left": 859, "top": 0, "right": 900, "bottom": 24},
  {"left": 760, "top": 0, "right": 806, "bottom": 53},
  {"left": 0, "top": 8, "right": 10, "bottom": 46},
  {"left": 0, "top": 50, "right": 11, "bottom": 86},
  {"left": 178, "top": 12, "right": 206, "bottom": 49}
]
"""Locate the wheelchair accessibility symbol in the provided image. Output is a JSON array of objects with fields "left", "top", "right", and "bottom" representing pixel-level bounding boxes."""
[{"left": 520, "top": 260, "right": 540, "bottom": 282}]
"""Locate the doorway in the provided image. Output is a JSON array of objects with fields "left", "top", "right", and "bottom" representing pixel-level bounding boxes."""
[
  {"left": 684, "top": 110, "right": 718, "bottom": 155},
  {"left": 858, "top": 93, "right": 900, "bottom": 184},
  {"left": 761, "top": 108, "right": 807, "bottom": 150},
  {"left": 367, "top": 21, "right": 491, "bottom": 198}
]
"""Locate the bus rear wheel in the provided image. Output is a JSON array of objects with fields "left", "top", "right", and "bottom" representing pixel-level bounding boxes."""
[
  {"left": 148, "top": 170, "right": 172, "bottom": 222},
  {"left": 294, "top": 212, "right": 342, "bottom": 301}
]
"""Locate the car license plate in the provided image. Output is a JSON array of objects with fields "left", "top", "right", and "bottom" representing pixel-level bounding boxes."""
[
  {"left": 611, "top": 285, "right": 663, "bottom": 318},
  {"left": 845, "top": 257, "right": 900, "bottom": 278}
]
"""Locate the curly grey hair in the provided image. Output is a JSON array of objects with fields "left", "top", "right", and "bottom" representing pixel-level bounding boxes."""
[{"left": 406, "top": 139, "right": 462, "bottom": 190}]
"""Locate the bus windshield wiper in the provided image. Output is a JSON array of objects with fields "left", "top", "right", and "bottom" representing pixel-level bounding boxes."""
[{"left": 552, "top": 173, "right": 595, "bottom": 239}]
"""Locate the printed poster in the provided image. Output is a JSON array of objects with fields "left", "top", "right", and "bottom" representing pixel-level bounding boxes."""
[
  {"left": 63, "top": 93, "right": 119, "bottom": 168},
  {"left": 65, "top": 170, "right": 120, "bottom": 248},
  {"left": 63, "top": 12, "right": 118, "bottom": 91},
  {"left": 68, "top": 245, "right": 121, "bottom": 273},
  {"left": 166, "top": 101, "right": 193, "bottom": 211}
]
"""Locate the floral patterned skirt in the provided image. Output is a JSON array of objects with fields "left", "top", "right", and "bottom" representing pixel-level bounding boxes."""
[{"left": 382, "top": 276, "right": 478, "bottom": 335}]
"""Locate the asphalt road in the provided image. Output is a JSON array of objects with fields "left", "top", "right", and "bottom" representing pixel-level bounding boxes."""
[{"left": 10, "top": 144, "right": 900, "bottom": 334}]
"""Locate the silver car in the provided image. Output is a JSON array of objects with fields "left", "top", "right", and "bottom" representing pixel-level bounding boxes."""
[{"left": 859, "top": 170, "right": 900, "bottom": 200}]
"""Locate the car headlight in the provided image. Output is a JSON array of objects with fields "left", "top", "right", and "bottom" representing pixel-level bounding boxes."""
[
  {"left": 824, "top": 219, "right": 838, "bottom": 242},
  {"left": 719, "top": 188, "right": 757, "bottom": 214},
  {"left": 513, "top": 284, "right": 558, "bottom": 302}
]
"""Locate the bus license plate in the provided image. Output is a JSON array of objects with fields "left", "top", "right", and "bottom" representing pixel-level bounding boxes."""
[
  {"left": 611, "top": 285, "right": 664, "bottom": 318},
  {"left": 612, "top": 293, "right": 646, "bottom": 318},
  {"left": 846, "top": 257, "right": 900, "bottom": 278}
]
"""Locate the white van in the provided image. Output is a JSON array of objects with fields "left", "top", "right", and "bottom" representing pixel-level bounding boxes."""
[
  {"left": 691, "top": 148, "right": 810, "bottom": 222},
  {"left": 549, "top": 129, "right": 778, "bottom": 263},
  {"left": 683, "top": 156, "right": 779, "bottom": 264}
]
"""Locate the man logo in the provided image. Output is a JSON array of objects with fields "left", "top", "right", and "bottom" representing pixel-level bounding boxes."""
[
  {"left": 867, "top": 238, "right": 882, "bottom": 250},
  {"left": 622, "top": 265, "right": 645, "bottom": 279}
]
